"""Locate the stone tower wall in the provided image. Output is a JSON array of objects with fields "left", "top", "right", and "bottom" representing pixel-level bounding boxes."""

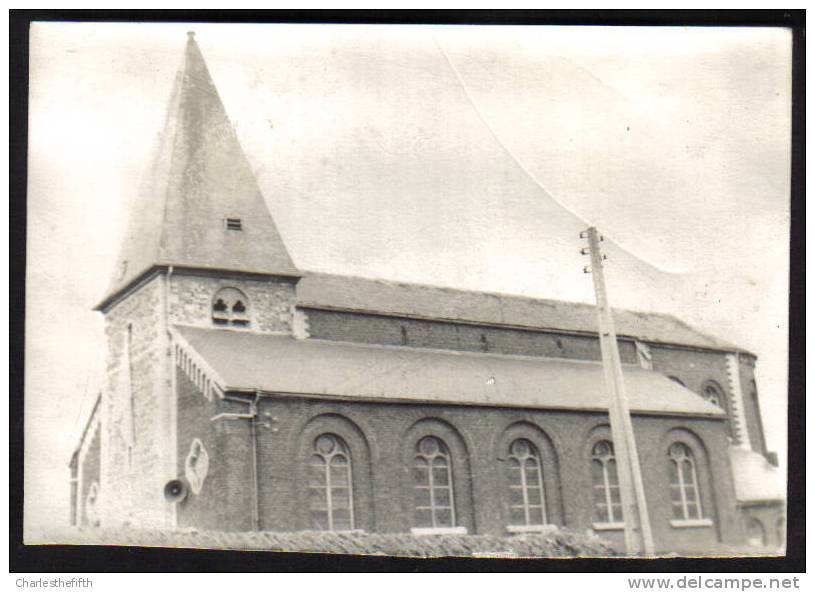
[
  {"left": 100, "top": 275, "right": 171, "bottom": 528},
  {"left": 98, "top": 271, "right": 297, "bottom": 527},
  {"left": 168, "top": 273, "right": 297, "bottom": 333}
]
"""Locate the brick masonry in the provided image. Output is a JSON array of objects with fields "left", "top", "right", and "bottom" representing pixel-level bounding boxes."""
[
  {"left": 175, "top": 368, "right": 254, "bottom": 531},
  {"left": 304, "top": 308, "right": 638, "bottom": 363},
  {"left": 647, "top": 345, "right": 771, "bottom": 457},
  {"left": 170, "top": 393, "right": 742, "bottom": 554}
]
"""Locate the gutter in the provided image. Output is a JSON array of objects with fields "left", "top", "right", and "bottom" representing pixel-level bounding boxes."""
[{"left": 220, "top": 388, "right": 726, "bottom": 421}]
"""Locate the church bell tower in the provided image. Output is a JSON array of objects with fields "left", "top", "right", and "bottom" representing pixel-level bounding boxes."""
[{"left": 93, "top": 32, "right": 300, "bottom": 527}]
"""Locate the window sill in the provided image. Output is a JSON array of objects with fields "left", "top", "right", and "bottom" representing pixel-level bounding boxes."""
[
  {"left": 670, "top": 518, "right": 713, "bottom": 529},
  {"left": 410, "top": 526, "right": 468, "bottom": 536},
  {"left": 506, "top": 524, "right": 558, "bottom": 534},
  {"left": 592, "top": 522, "right": 625, "bottom": 531}
]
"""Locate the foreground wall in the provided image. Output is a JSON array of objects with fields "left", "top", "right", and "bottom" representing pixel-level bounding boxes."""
[{"left": 172, "top": 388, "right": 743, "bottom": 554}]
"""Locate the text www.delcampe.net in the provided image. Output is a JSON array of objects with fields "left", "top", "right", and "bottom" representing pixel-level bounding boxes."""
[{"left": 628, "top": 577, "right": 801, "bottom": 591}]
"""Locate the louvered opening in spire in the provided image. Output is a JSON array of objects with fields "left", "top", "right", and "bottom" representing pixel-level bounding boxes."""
[{"left": 97, "top": 32, "right": 299, "bottom": 310}]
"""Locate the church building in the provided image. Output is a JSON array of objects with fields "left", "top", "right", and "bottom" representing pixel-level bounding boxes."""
[{"left": 70, "top": 33, "right": 784, "bottom": 555}]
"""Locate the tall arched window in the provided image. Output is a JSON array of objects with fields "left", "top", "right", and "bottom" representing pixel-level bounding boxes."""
[
  {"left": 668, "top": 442, "right": 703, "bottom": 521},
  {"left": 413, "top": 436, "right": 455, "bottom": 528},
  {"left": 506, "top": 438, "right": 547, "bottom": 526},
  {"left": 308, "top": 434, "right": 354, "bottom": 531},
  {"left": 591, "top": 440, "right": 622, "bottom": 524}
]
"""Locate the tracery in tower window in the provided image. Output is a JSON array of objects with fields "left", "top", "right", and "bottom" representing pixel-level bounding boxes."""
[{"left": 211, "top": 287, "right": 251, "bottom": 327}]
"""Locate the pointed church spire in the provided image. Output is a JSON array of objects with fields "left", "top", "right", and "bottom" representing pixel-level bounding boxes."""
[{"left": 97, "top": 33, "right": 299, "bottom": 310}]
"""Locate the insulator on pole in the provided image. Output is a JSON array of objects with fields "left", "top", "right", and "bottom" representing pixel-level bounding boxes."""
[
  {"left": 579, "top": 230, "right": 588, "bottom": 238},
  {"left": 580, "top": 247, "right": 591, "bottom": 255},
  {"left": 583, "top": 265, "right": 592, "bottom": 274}
]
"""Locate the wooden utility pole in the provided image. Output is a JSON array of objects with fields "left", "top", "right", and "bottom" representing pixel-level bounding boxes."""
[{"left": 582, "top": 227, "right": 655, "bottom": 555}]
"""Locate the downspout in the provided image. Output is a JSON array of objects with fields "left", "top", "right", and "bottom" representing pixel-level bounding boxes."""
[
  {"left": 220, "top": 392, "right": 261, "bottom": 531},
  {"left": 165, "top": 265, "right": 173, "bottom": 320},
  {"left": 248, "top": 392, "right": 260, "bottom": 531},
  {"left": 164, "top": 265, "right": 176, "bottom": 528}
]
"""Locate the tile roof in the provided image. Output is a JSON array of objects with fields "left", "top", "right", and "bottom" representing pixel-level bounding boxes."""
[
  {"left": 297, "top": 272, "right": 744, "bottom": 353},
  {"left": 174, "top": 325, "right": 726, "bottom": 417}
]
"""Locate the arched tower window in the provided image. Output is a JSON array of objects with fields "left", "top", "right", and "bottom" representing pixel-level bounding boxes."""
[
  {"left": 308, "top": 434, "right": 354, "bottom": 531},
  {"left": 211, "top": 287, "right": 250, "bottom": 327},
  {"left": 668, "top": 442, "right": 703, "bottom": 520},
  {"left": 591, "top": 440, "right": 622, "bottom": 524},
  {"left": 506, "top": 438, "right": 547, "bottom": 526},
  {"left": 413, "top": 436, "right": 455, "bottom": 528}
]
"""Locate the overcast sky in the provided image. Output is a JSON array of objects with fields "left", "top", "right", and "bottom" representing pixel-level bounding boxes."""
[{"left": 25, "top": 22, "right": 791, "bottom": 537}]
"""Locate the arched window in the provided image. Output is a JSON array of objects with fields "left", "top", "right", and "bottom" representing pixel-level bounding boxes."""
[
  {"left": 668, "top": 443, "right": 703, "bottom": 520},
  {"left": 211, "top": 287, "right": 250, "bottom": 327},
  {"left": 747, "top": 518, "right": 767, "bottom": 547},
  {"left": 413, "top": 436, "right": 455, "bottom": 528},
  {"left": 702, "top": 383, "right": 724, "bottom": 408},
  {"left": 746, "top": 517, "right": 766, "bottom": 547},
  {"left": 591, "top": 440, "right": 622, "bottom": 524},
  {"left": 308, "top": 434, "right": 354, "bottom": 531},
  {"left": 506, "top": 438, "right": 547, "bottom": 526},
  {"left": 701, "top": 381, "right": 733, "bottom": 438}
]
